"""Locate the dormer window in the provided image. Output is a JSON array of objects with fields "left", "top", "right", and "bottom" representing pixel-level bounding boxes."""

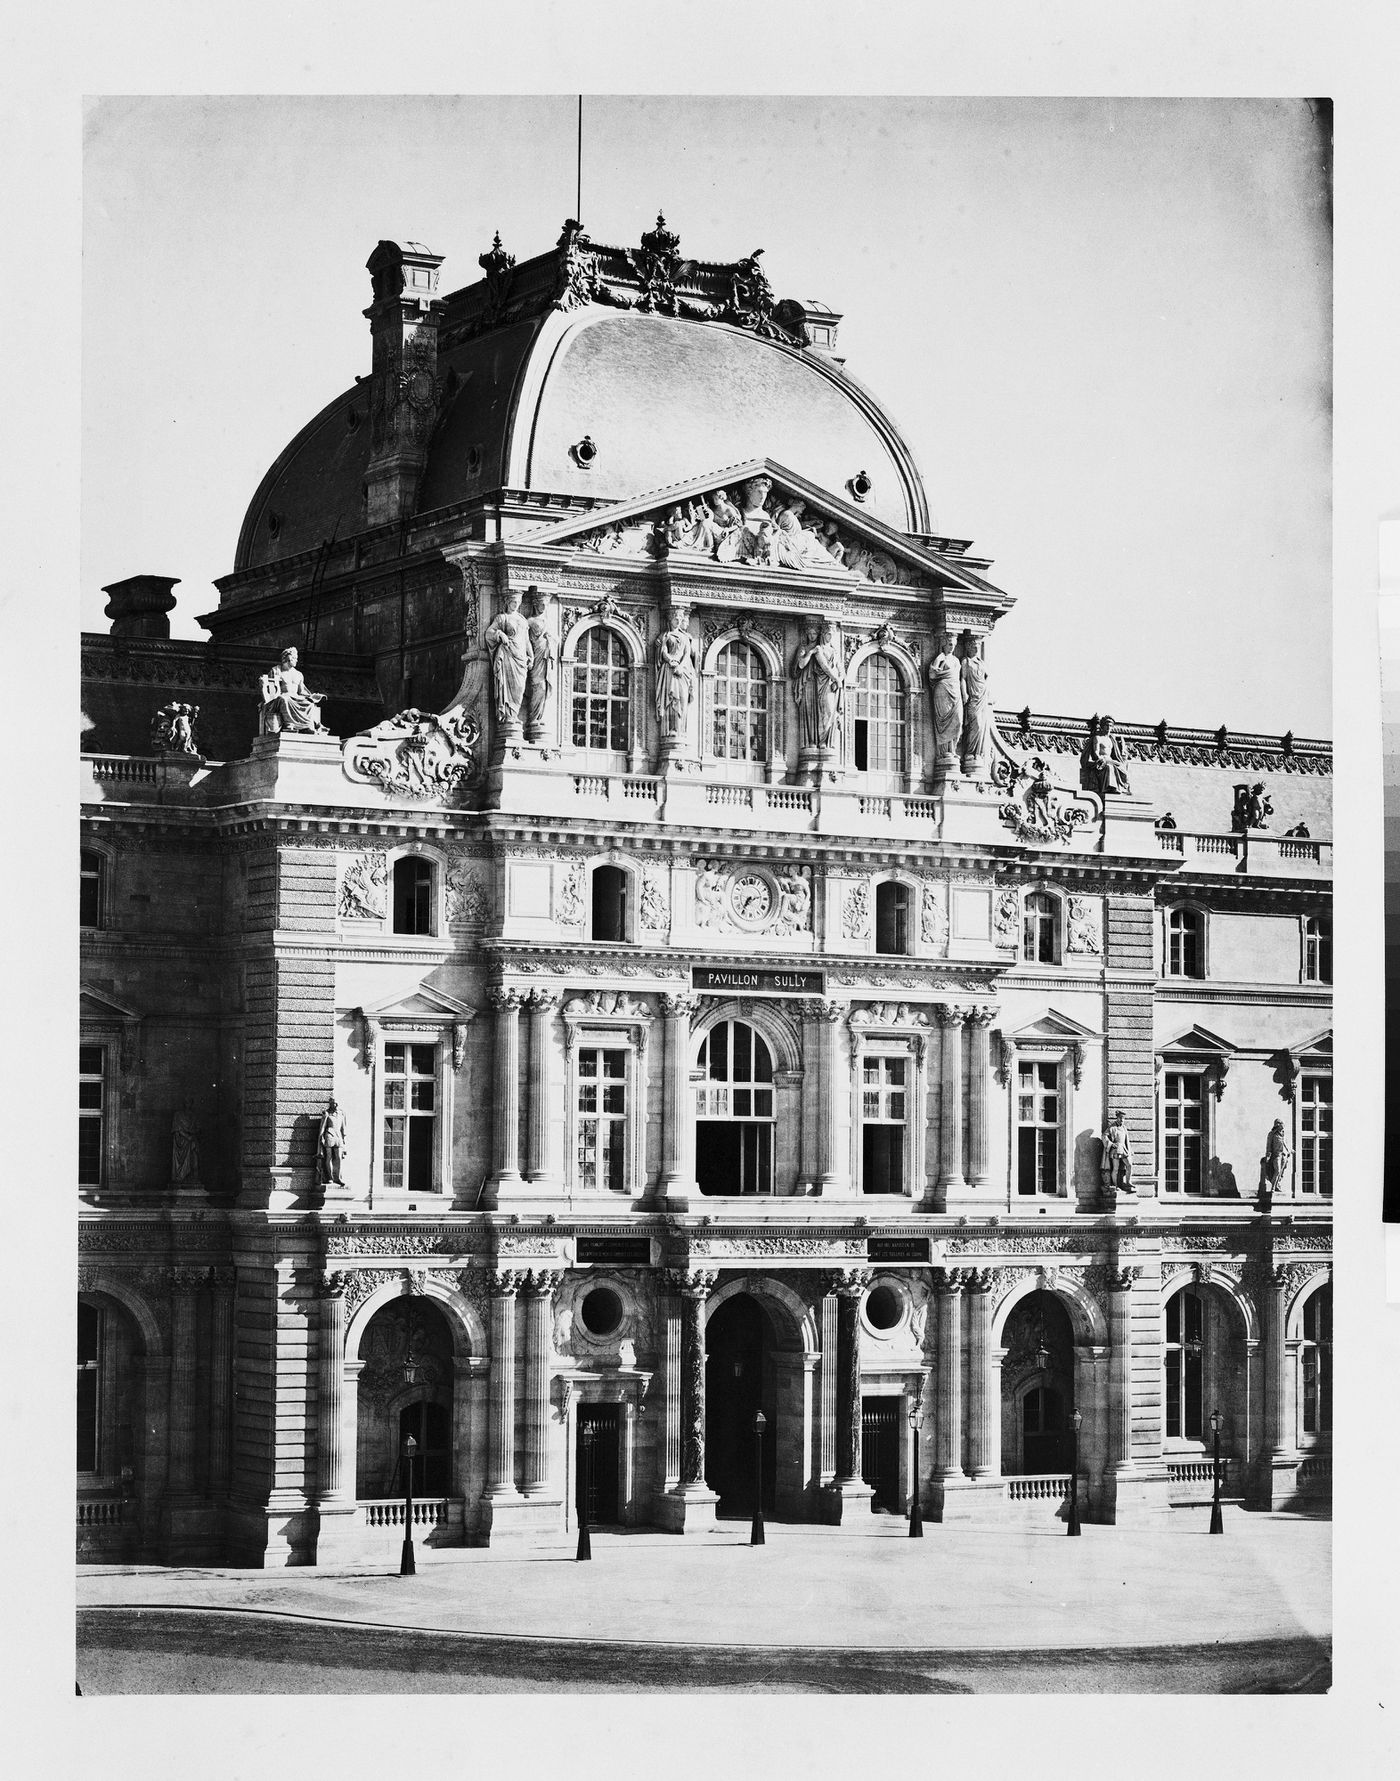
[{"left": 851, "top": 655, "right": 906, "bottom": 773}]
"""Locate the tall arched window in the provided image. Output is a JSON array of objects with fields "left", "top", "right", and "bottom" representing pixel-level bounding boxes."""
[
  {"left": 1303, "top": 914, "right": 1332, "bottom": 984},
  {"left": 591, "top": 864, "right": 628, "bottom": 942},
  {"left": 696, "top": 1019, "right": 775, "bottom": 1195},
  {"left": 1300, "top": 1284, "right": 1332, "bottom": 1436},
  {"left": 1164, "top": 1288, "right": 1205, "bottom": 1439},
  {"left": 1022, "top": 891, "right": 1058, "bottom": 963},
  {"left": 1167, "top": 907, "right": 1204, "bottom": 978},
  {"left": 875, "top": 881, "right": 911, "bottom": 955},
  {"left": 572, "top": 628, "right": 631, "bottom": 752},
  {"left": 850, "top": 654, "right": 906, "bottom": 773},
  {"left": 712, "top": 640, "right": 769, "bottom": 762},
  {"left": 392, "top": 856, "right": 434, "bottom": 935}
]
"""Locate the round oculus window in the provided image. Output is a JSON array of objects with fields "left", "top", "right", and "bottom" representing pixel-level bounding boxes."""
[
  {"left": 865, "top": 1284, "right": 902, "bottom": 1331},
  {"left": 580, "top": 1286, "right": 624, "bottom": 1337}
]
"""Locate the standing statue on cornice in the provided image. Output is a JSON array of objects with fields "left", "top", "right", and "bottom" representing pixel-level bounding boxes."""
[
  {"left": 958, "top": 630, "right": 993, "bottom": 775},
  {"left": 485, "top": 588, "right": 531, "bottom": 731},
  {"left": 259, "top": 646, "right": 328, "bottom": 736},
  {"left": 927, "top": 632, "right": 964, "bottom": 770},
  {"left": 521, "top": 590, "right": 555, "bottom": 742},
  {"left": 654, "top": 604, "right": 698, "bottom": 747},
  {"left": 791, "top": 619, "right": 844, "bottom": 750},
  {"left": 1101, "top": 1110, "right": 1134, "bottom": 1197},
  {"left": 1259, "top": 1118, "right": 1292, "bottom": 1208}
]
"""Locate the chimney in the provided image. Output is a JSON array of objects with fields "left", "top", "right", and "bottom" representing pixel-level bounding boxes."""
[
  {"left": 103, "top": 575, "right": 179, "bottom": 639},
  {"left": 363, "top": 240, "right": 446, "bottom": 529}
]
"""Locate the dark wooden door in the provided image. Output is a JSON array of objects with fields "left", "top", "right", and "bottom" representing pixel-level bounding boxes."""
[
  {"left": 861, "top": 1397, "right": 900, "bottom": 1511},
  {"left": 577, "top": 1404, "right": 621, "bottom": 1525},
  {"left": 1021, "top": 1386, "right": 1072, "bottom": 1473}
]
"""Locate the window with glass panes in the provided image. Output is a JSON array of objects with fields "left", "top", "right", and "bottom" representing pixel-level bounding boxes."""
[
  {"left": 1164, "top": 1289, "right": 1204, "bottom": 1440},
  {"left": 712, "top": 641, "right": 768, "bottom": 761},
  {"left": 1300, "top": 1075, "right": 1332, "bottom": 1194},
  {"left": 861, "top": 1053, "right": 908, "bottom": 1193},
  {"left": 577, "top": 1049, "right": 627, "bottom": 1192},
  {"left": 1301, "top": 1285, "right": 1332, "bottom": 1435},
  {"left": 1167, "top": 907, "right": 1202, "bottom": 977},
  {"left": 383, "top": 1042, "right": 437, "bottom": 1194},
  {"left": 695, "top": 1019, "right": 774, "bottom": 1195},
  {"left": 1016, "top": 1059, "right": 1060, "bottom": 1195},
  {"left": 1163, "top": 1072, "right": 1204, "bottom": 1194},
  {"left": 572, "top": 628, "right": 631, "bottom": 751},
  {"left": 80, "top": 850, "right": 105, "bottom": 929},
  {"left": 1022, "top": 891, "right": 1057, "bottom": 963},
  {"left": 850, "top": 655, "right": 906, "bottom": 773},
  {"left": 78, "top": 1300, "right": 102, "bottom": 1472},
  {"left": 1303, "top": 914, "right": 1331, "bottom": 983},
  {"left": 79, "top": 1045, "right": 105, "bottom": 1187}
]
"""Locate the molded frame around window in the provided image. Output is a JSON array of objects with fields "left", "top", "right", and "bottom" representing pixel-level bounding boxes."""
[
  {"left": 1018, "top": 885, "right": 1065, "bottom": 968},
  {"left": 999, "top": 1010, "right": 1097, "bottom": 1203},
  {"left": 561, "top": 1005, "right": 651, "bottom": 1199},
  {"left": 871, "top": 871, "right": 921, "bottom": 959},
  {"left": 78, "top": 992, "right": 139, "bottom": 1198},
  {"left": 360, "top": 987, "right": 475, "bottom": 1206},
  {"left": 560, "top": 619, "right": 645, "bottom": 771},
  {"left": 845, "top": 640, "right": 921, "bottom": 790},
  {"left": 1155, "top": 1025, "right": 1234, "bottom": 1199},
  {"left": 1292, "top": 1066, "right": 1333, "bottom": 1201},
  {"left": 690, "top": 1001, "right": 802, "bottom": 1199},
  {"left": 584, "top": 852, "right": 641, "bottom": 945},
  {"left": 80, "top": 845, "right": 112, "bottom": 933},
  {"left": 1300, "top": 911, "right": 1332, "bottom": 986},
  {"left": 848, "top": 1028, "right": 926, "bottom": 1199},
  {"left": 1162, "top": 903, "right": 1208, "bottom": 980},
  {"left": 699, "top": 629, "right": 784, "bottom": 782}
]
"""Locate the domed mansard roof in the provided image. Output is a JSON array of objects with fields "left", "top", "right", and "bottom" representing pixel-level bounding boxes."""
[{"left": 233, "top": 220, "right": 937, "bottom": 574}]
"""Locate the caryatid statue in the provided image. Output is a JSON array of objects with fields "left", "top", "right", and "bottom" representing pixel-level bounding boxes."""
[
  {"left": 485, "top": 589, "right": 531, "bottom": 735},
  {"left": 957, "top": 630, "right": 992, "bottom": 775},
  {"left": 790, "top": 618, "right": 844, "bottom": 772},
  {"left": 520, "top": 590, "right": 555, "bottom": 742},
  {"left": 927, "top": 632, "right": 964, "bottom": 771},
  {"left": 654, "top": 603, "right": 698, "bottom": 760}
]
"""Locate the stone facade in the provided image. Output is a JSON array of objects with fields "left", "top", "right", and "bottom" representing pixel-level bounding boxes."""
[{"left": 78, "top": 220, "right": 1331, "bottom": 1566}]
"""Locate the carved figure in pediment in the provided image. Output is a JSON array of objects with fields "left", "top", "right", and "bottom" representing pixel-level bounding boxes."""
[
  {"left": 791, "top": 619, "right": 844, "bottom": 750},
  {"left": 719, "top": 475, "right": 781, "bottom": 566},
  {"left": 521, "top": 591, "right": 554, "bottom": 741},
  {"left": 928, "top": 633, "right": 964, "bottom": 769},
  {"left": 485, "top": 590, "right": 531, "bottom": 728},
  {"left": 958, "top": 632, "right": 992, "bottom": 773},
  {"left": 773, "top": 497, "right": 839, "bottom": 570},
  {"left": 259, "top": 647, "right": 328, "bottom": 736},
  {"left": 844, "top": 541, "right": 899, "bottom": 583},
  {"left": 654, "top": 604, "right": 698, "bottom": 743}
]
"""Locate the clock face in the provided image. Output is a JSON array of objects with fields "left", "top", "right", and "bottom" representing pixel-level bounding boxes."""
[{"left": 730, "top": 872, "right": 774, "bottom": 925}]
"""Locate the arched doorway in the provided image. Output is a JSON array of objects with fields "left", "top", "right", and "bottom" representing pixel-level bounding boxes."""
[
  {"left": 77, "top": 1292, "right": 147, "bottom": 1561},
  {"left": 356, "top": 1298, "right": 456, "bottom": 1499},
  {"left": 704, "top": 1293, "right": 778, "bottom": 1515},
  {"left": 1001, "top": 1291, "right": 1076, "bottom": 1473}
]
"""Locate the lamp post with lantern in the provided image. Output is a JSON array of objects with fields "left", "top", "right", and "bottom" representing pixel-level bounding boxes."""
[
  {"left": 908, "top": 1402, "right": 924, "bottom": 1539},
  {"left": 1066, "top": 1407, "right": 1083, "bottom": 1537},
  {"left": 1209, "top": 1408, "right": 1225, "bottom": 1535},
  {"left": 750, "top": 1409, "right": 767, "bottom": 1546},
  {"left": 398, "top": 1340, "right": 421, "bottom": 1577}
]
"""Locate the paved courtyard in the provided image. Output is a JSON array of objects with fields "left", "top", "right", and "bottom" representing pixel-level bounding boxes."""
[{"left": 76, "top": 1508, "right": 1330, "bottom": 1693}]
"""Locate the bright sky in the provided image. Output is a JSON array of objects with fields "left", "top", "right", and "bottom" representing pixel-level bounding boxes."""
[{"left": 83, "top": 95, "right": 1331, "bottom": 736}]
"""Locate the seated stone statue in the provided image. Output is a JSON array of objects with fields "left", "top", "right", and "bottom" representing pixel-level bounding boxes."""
[{"left": 259, "top": 647, "right": 327, "bottom": 735}]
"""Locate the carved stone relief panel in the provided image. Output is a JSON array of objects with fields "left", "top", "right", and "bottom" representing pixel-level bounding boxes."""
[
  {"left": 1065, "top": 895, "right": 1103, "bottom": 956},
  {"left": 692, "top": 859, "right": 813, "bottom": 937},
  {"left": 339, "top": 850, "right": 388, "bottom": 922}
]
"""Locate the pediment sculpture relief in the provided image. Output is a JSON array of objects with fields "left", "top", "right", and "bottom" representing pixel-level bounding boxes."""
[{"left": 343, "top": 706, "right": 481, "bottom": 801}]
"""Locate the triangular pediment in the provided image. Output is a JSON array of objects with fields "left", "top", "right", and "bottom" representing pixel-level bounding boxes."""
[
  {"left": 1007, "top": 1008, "right": 1099, "bottom": 1044},
  {"left": 510, "top": 458, "right": 1002, "bottom": 598},
  {"left": 79, "top": 989, "right": 139, "bottom": 1025},
  {"left": 1286, "top": 1026, "right": 1332, "bottom": 1064},
  {"left": 360, "top": 985, "right": 476, "bottom": 1023},
  {"left": 1159, "top": 1023, "right": 1236, "bottom": 1059}
]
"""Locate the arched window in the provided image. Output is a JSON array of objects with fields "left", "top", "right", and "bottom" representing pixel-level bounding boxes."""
[
  {"left": 1022, "top": 891, "right": 1058, "bottom": 964},
  {"left": 1303, "top": 914, "right": 1331, "bottom": 984},
  {"left": 874, "top": 881, "right": 911, "bottom": 955},
  {"left": 392, "top": 856, "right": 434, "bottom": 935},
  {"left": 851, "top": 654, "right": 906, "bottom": 773},
  {"left": 572, "top": 628, "right": 631, "bottom": 752},
  {"left": 80, "top": 850, "right": 105, "bottom": 930},
  {"left": 1167, "top": 907, "right": 1203, "bottom": 978},
  {"left": 1164, "top": 1288, "right": 1204, "bottom": 1440},
  {"left": 1300, "top": 1284, "right": 1332, "bottom": 1436},
  {"left": 712, "top": 640, "right": 769, "bottom": 762},
  {"left": 696, "top": 1019, "right": 774, "bottom": 1195},
  {"left": 591, "top": 864, "right": 628, "bottom": 942}
]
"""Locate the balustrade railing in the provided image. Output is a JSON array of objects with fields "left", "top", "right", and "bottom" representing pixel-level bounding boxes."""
[
  {"left": 1006, "top": 1474, "right": 1085, "bottom": 1502},
  {"left": 77, "top": 1497, "right": 127, "bottom": 1527},
  {"left": 360, "top": 1498, "right": 452, "bottom": 1530},
  {"left": 90, "top": 757, "right": 159, "bottom": 785}
]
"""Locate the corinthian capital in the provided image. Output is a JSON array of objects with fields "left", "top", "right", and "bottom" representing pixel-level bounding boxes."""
[
  {"left": 825, "top": 1267, "right": 873, "bottom": 1299},
  {"left": 488, "top": 1268, "right": 525, "bottom": 1297},
  {"left": 663, "top": 1267, "right": 718, "bottom": 1299},
  {"left": 935, "top": 1003, "right": 970, "bottom": 1029},
  {"left": 523, "top": 1267, "right": 564, "bottom": 1297},
  {"left": 659, "top": 993, "right": 703, "bottom": 1019}
]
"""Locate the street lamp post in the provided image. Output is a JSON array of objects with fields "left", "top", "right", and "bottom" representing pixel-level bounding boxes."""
[
  {"left": 908, "top": 1403, "right": 924, "bottom": 1538},
  {"left": 399, "top": 1432, "right": 418, "bottom": 1576},
  {"left": 750, "top": 1410, "right": 766, "bottom": 1547},
  {"left": 1209, "top": 1408, "right": 1225, "bottom": 1535},
  {"left": 1066, "top": 1407, "right": 1083, "bottom": 1537},
  {"left": 576, "top": 1418, "right": 593, "bottom": 1562}
]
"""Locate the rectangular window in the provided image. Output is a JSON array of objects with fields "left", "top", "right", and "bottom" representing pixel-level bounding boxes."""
[
  {"left": 79, "top": 1044, "right": 105, "bottom": 1187},
  {"left": 80, "top": 853, "right": 104, "bottom": 929},
  {"left": 1163, "top": 1073, "right": 1204, "bottom": 1194},
  {"left": 383, "top": 1042, "right": 437, "bottom": 1193},
  {"left": 1300, "top": 1075, "right": 1332, "bottom": 1194},
  {"left": 577, "top": 1048, "right": 627, "bottom": 1192},
  {"left": 1016, "top": 1059, "right": 1060, "bottom": 1195},
  {"left": 861, "top": 1054, "right": 907, "bottom": 1194},
  {"left": 77, "top": 1300, "right": 102, "bottom": 1472}
]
